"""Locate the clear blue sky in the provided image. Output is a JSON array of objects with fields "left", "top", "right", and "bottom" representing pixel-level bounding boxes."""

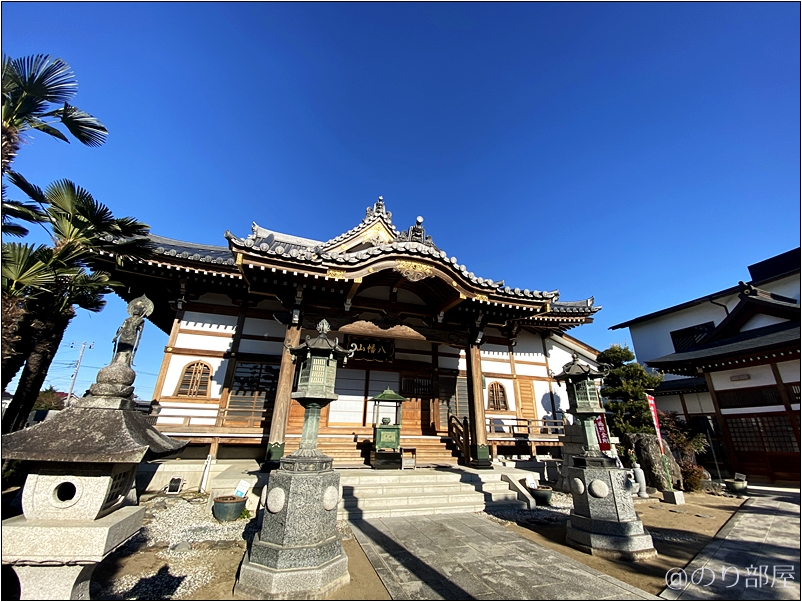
[{"left": 3, "top": 2, "right": 799, "bottom": 398}]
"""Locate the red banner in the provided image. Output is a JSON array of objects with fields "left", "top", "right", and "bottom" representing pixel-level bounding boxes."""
[
  {"left": 647, "top": 394, "right": 664, "bottom": 454},
  {"left": 593, "top": 414, "right": 611, "bottom": 451}
]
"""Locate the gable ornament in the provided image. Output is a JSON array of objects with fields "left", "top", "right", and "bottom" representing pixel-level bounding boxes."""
[{"left": 394, "top": 260, "right": 434, "bottom": 282}]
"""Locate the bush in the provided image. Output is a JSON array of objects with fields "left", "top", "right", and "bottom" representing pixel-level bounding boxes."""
[{"left": 681, "top": 462, "right": 706, "bottom": 492}]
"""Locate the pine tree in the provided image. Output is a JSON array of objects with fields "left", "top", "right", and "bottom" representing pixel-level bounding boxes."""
[{"left": 597, "top": 344, "right": 662, "bottom": 437}]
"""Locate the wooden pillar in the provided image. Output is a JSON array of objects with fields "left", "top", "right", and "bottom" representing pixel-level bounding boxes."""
[
  {"left": 265, "top": 322, "right": 302, "bottom": 464},
  {"left": 466, "top": 341, "right": 492, "bottom": 468},
  {"left": 771, "top": 362, "right": 800, "bottom": 445},
  {"left": 703, "top": 371, "right": 739, "bottom": 476},
  {"left": 678, "top": 393, "right": 691, "bottom": 424}
]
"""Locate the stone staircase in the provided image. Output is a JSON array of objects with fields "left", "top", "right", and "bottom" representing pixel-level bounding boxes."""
[
  {"left": 284, "top": 435, "right": 462, "bottom": 468},
  {"left": 336, "top": 467, "right": 527, "bottom": 520}
]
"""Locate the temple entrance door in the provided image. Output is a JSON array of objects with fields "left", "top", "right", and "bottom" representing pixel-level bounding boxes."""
[{"left": 401, "top": 397, "right": 436, "bottom": 435}]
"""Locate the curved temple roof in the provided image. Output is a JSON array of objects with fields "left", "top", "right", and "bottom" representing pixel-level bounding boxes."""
[{"left": 104, "top": 197, "right": 599, "bottom": 327}]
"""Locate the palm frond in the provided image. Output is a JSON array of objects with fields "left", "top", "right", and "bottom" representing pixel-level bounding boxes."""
[
  {"left": 6, "top": 171, "right": 48, "bottom": 207},
  {"left": 8, "top": 55, "right": 77, "bottom": 105},
  {"left": 1, "top": 242, "right": 56, "bottom": 295},
  {"left": 55, "top": 104, "right": 108, "bottom": 147}
]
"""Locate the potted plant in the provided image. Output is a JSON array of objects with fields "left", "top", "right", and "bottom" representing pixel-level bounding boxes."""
[
  {"left": 212, "top": 495, "right": 248, "bottom": 521},
  {"left": 531, "top": 485, "right": 553, "bottom": 506}
]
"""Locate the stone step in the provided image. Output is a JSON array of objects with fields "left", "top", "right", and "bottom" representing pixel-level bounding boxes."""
[
  {"left": 336, "top": 498, "right": 526, "bottom": 520},
  {"left": 340, "top": 480, "right": 512, "bottom": 496}
]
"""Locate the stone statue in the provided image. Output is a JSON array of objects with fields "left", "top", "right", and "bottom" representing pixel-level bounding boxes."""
[{"left": 111, "top": 295, "right": 154, "bottom": 366}]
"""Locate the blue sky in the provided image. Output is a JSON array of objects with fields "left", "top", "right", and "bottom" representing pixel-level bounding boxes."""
[{"left": 3, "top": 2, "right": 799, "bottom": 399}]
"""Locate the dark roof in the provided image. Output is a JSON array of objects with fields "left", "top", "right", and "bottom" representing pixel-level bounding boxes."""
[
  {"left": 654, "top": 377, "right": 708, "bottom": 395},
  {"left": 646, "top": 321, "right": 800, "bottom": 375},
  {"left": 610, "top": 248, "right": 800, "bottom": 330},
  {"left": 149, "top": 234, "right": 236, "bottom": 266},
  {"left": 748, "top": 248, "right": 800, "bottom": 283}
]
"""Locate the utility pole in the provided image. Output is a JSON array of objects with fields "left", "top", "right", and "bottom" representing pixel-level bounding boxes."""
[{"left": 66, "top": 342, "right": 94, "bottom": 406}]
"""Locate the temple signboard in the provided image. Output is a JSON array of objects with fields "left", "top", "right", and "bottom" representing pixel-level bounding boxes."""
[{"left": 346, "top": 336, "right": 394, "bottom": 363}]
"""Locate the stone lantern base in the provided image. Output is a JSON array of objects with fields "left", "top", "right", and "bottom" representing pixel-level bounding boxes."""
[
  {"left": 234, "top": 459, "right": 348, "bottom": 600},
  {"left": 565, "top": 459, "right": 656, "bottom": 561},
  {"left": 2, "top": 505, "right": 145, "bottom": 600}
]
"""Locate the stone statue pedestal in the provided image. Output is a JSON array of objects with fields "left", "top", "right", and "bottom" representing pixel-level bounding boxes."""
[
  {"left": 234, "top": 455, "right": 349, "bottom": 600},
  {"left": 565, "top": 456, "right": 656, "bottom": 561},
  {"left": 2, "top": 505, "right": 145, "bottom": 600}
]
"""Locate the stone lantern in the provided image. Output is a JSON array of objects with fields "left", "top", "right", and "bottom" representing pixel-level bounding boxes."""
[
  {"left": 1, "top": 295, "right": 187, "bottom": 600},
  {"left": 235, "top": 320, "right": 353, "bottom": 599},
  {"left": 553, "top": 353, "right": 655, "bottom": 561}
]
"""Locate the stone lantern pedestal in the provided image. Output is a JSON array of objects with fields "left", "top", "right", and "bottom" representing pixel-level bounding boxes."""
[
  {"left": 1, "top": 296, "right": 187, "bottom": 600},
  {"left": 564, "top": 456, "right": 656, "bottom": 561},
  {"left": 235, "top": 320, "right": 351, "bottom": 599},
  {"left": 554, "top": 354, "right": 656, "bottom": 561}
]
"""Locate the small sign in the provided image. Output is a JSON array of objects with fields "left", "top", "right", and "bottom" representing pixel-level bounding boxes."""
[
  {"left": 234, "top": 479, "right": 250, "bottom": 498},
  {"left": 347, "top": 336, "right": 394, "bottom": 362},
  {"left": 593, "top": 415, "right": 611, "bottom": 451},
  {"left": 734, "top": 472, "right": 747, "bottom": 482},
  {"left": 647, "top": 394, "right": 664, "bottom": 454}
]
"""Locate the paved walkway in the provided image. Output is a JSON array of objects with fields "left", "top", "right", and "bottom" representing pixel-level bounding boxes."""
[
  {"left": 349, "top": 513, "right": 659, "bottom": 600},
  {"left": 659, "top": 486, "right": 801, "bottom": 601}
]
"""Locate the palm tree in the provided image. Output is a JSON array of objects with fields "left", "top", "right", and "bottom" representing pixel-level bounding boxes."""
[
  {"left": 1, "top": 173, "right": 152, "bottom": 433},
  {"left": 2, "top": 54, "right": 108, "bottom": 173}
]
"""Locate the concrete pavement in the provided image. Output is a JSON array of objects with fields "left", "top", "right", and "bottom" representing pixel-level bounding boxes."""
[
  {"left": 659, "top": 486, "right": 801, "bottom": 601},
  {"left": 349, "top": 513, "right": 659, "bottom": 600}
]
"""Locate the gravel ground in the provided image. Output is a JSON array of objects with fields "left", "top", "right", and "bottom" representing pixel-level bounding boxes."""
[
  {"left": 480, "top": 490, "right": 574, "bottom": 525},
  {"left": 94, "top": 492, "right": 356, "bottom": 600},
  {"left": 95, "top": 493, "right": 256, "bottom": 600}
]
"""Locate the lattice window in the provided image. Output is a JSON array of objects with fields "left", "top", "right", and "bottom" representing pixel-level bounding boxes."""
[
  {"left": 758, "top": 415, "right": 799, "bottom": 453},
  {"left": 727, "top": 415, "right": 799, "bottom": 453},
  {"left": 226, "top": 362, "right": 279, "bottom": 425},
  {"left": 175, "top": 362, "right": 212, "bottom": 397},
  {"left": 488, "top": 382, "right": 508, "bottom": 411},
  {"left": 716, "top": 386, "right": 783, "bottom": 409},
  {"left": 787, "top": 383, "right": 800, "bottom": 404},
  {"left": 401, "top": 376, "right": 434, "bottom": 397},
  {"left": 670, "top": 322, "right": 715, "bottom": 353}
]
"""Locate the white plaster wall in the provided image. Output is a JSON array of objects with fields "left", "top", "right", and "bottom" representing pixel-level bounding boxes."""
[
  {"left": 439, "top": 355, "right": 459, "bottom": 371},
  {"left": 181, "top": 311, "right": 238, "bottom": 332},
  {"left": 242, "top": 317, "right": 285, "bottom": 337},
  {"left": 654, "top": 395, "right": 684, "bottom": 414},
  {"left": 174, "top": 333, "right": 232, "bottom": 352},
  {"left": 778, "top": 359, "right": 801, "bottom": 383},
  {"left": 552, "top": 381, "right": 570, "bottom": 414},
  {"left": 196, "top": 293, "right": 237, "bottom": 306},
  {"left": 156, "top": 401, "right": 220, "bottom": 426},
  {"left": 458, "top": 353, "right": 466, "bottom": 372},
  {"left": 481, "top": 359, "right": 512, "bottom": 375},
  {"left": 329, "top": 368, "right": 366, "bottom": 424},
  {"left": 533, "top": 380, "right": 553, "bottom": 420},
  {"left": 395, "top": 352, "right": 430, "bottom": 364},
  {"left": 710, "top": 364, "right": 775, "bottom": 390},
  {"left": 741, "top": 314, "right": 789, "bottom": 332},
  {"left": 515, "top": 363, "right": 548, "bottom": 378},
  {"left": 761, "top": 274, "right": 800, "bottom": 301},
  {"left": 627, "top": 293, "right": 738, "bottom": 366},
  {"left": 683, "top": 391, "right": 715, "bottom": 414},
  {"left": 396, "top": 340, "right": 432, "bottom": 352},
  {"left": 161, "top": 356, "right": 227, "bottom": 399},
  {"left": 237, "top": 340, "right": 284, "bottom": 356},
  {"left": 366, "top": 371, "right": 399, "bottom": 425},
  {"left": 513, "top": 331, "right": 543, "bottom": 357}
]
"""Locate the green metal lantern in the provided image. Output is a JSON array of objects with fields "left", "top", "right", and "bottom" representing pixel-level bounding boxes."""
[
  {"left": 290, "top": 320, "right": 353, "bottom": 402},
  {"left": 553, "top": 353, "right": 609, "bottom": 458},
  {"left": 370, "top": 388, "right": 408, "bottom": 452}
]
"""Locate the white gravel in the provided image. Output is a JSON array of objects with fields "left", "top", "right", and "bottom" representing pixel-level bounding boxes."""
[
  {"left": 96, "top": 493, "right": 255, "bottom": 600},
  {"left": 479, "top": 491, "right": 574, "bottom": 525}
]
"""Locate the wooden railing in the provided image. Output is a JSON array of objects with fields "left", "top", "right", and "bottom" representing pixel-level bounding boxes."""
[
  {"left": 485, "top": 417, "right": 564, "bottom": 438},
  {"left": 448, "top": 414, "right": 471, "bottom": 464}
]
